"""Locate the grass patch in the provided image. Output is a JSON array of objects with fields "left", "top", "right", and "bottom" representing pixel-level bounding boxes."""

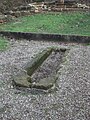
[
  {"left": 0, "top": 36, "right": 9, "bottom": 51},
  {"left": 0, "top": 11, "right": 90, "bottom": 36}
]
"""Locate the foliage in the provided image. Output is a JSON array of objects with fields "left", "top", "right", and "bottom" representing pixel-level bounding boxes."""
[{"left": 0, "top": 12, "right": 90, "bottom": 36}]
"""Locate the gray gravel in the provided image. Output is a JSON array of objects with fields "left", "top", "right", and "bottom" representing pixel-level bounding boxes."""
[{"left": 0, "top": 39, "right": 90, "bottom": 120}]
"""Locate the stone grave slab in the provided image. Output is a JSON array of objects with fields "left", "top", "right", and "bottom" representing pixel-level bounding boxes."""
[{"left": 13, "top": 47, "right": 67, "bottom": 91}]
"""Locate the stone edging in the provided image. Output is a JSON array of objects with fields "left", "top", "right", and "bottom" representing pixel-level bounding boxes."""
[
  {"left": 13, "top": 47, "right": 66, "bottom": 91},
  {"left": 0, "top": 31, "right": 90, "bottom": 43}
]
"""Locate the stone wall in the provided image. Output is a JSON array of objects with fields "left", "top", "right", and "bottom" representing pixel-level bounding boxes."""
[
  {"left": 0, "top": 0, "right": 89, "bottom": 14},
  {"left": 0, "top": 31, "right": 90, "bottom": 43},
  {"left": 77, "top": 0, "right": 90, "bottom": 5}
]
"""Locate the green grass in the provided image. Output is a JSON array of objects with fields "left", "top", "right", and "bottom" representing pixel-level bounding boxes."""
[
  {"left": 0, "top": 36, "right": 9, "bottom": 51},
  {"left": 0, "top": 12, "right": 90, "bottom": 36}
]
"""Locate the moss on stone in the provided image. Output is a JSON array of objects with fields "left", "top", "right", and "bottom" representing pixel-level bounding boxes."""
[
  {"left": 25, "top": 47, "right": 53, "bottom": 76},
  {"left": 13, "top": 73, "right": 31, "bottom": 87},
  {"left": 31, "top": 76, "right": 57, "bottom": 90},
  {"left": 13, "top": 47, "right": 68, "bottom": 90}
]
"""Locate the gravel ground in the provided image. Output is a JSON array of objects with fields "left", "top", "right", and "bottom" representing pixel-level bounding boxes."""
[{"left": 0, "top": 39, "right": 90, "bottom": 120}]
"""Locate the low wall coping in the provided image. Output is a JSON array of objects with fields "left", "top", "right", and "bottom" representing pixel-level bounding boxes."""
[{"left": 0, "top": 31, "right": 90, "bottom": 43}]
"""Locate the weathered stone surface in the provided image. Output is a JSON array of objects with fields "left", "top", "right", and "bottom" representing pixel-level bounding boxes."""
[
  {"left": 31, "top": 76, "right": 57, "bottom": 90},
  {"left": 13, "top": 47, "right": 67, "bottom": 90},
  {"left": 13, "top": 74, "right": 57, "bottom": 90},
  {"left": 25, "top": 47, "right": 53, "bottom": 76},
  {"left": 13, "top": 72, "right": 31, "bottom": 87},
  {"left": 31, "top": 48, "right": 65, "bottom": 83}
]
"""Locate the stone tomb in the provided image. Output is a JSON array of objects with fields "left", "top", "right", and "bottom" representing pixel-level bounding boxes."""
[{"left": 13, "top": 47, "right": 67, "bottom": 91}]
